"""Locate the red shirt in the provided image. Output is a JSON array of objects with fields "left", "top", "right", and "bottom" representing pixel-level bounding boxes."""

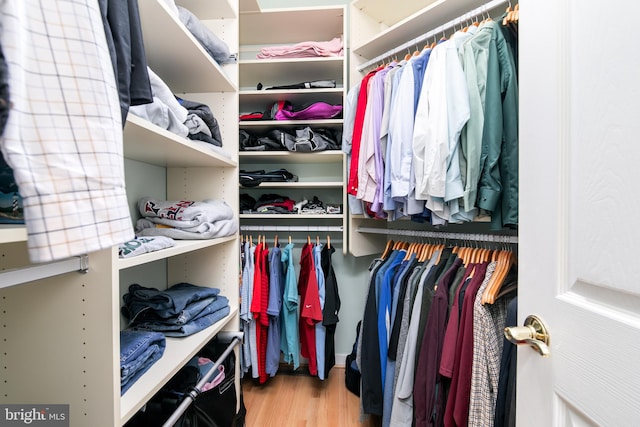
[
  {"left": 347, "top": 68, "right": 381, "bottom": 196},
  {"left": 298, "top": 243, "right": 322, "bottom": 375},
  {"left": 250, "top": 243, "right": 270, "bottom": 383}
]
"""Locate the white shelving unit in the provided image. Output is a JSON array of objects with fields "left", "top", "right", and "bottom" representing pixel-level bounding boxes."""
[
  {"left": 351, "top": 0, "right": 490, "bottom": 60},
  {"left": 238, "top": 6, "right": 347, "bottom": 253},
  {"left": 0, "top": 1, "right": 240, "bottom": 426}
]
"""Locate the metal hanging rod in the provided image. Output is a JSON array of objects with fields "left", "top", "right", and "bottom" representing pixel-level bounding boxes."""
[
  {"left": 357, "top": 226, "right": 518, "bottom": 244},
  {"left": 0, "top": 254, "right": 89, "bottom": 290},
  {"left": 357, "top": 0, "right": 511, "bottom": 72},
  {"left": 240, "top": 225, "right": 343, "bottom": 233}
]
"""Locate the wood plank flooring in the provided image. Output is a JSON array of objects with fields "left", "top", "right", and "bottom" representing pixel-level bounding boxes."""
[{"left": 242, "top": 367, "right": 380, "bottom": 427}]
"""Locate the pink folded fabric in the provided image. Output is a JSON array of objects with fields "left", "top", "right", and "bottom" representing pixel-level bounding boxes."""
[{"left": 256, "top": 37, "right": 343, "bottom": 59}]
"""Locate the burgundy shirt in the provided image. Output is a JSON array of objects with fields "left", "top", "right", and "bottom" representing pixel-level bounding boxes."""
[
  {"left": 440, "top": 263, "right": 476, "bottom": 378},
  {"left": 443, "top": 262, "right": 489, "bottom": 427}
]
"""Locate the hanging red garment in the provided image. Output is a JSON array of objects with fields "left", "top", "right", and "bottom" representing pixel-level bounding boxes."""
[
  {"left": 298, "top": 242, "right": 322, "bottom": 376},
  {"left": 347, "top": 67, "right": 382, "bottom": 196},
  {"left": 251, "top": 242, "right": 270, "bottom": 383}
]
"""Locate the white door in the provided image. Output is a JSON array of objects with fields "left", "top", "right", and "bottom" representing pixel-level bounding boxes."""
[{"left": 518, "top": 0, "right": 640, "bottom": 425}]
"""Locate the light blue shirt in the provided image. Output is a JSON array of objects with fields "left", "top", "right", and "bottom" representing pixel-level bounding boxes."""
[
  {"left": 280, "top": 243, "right": 300, "bottom": 369},
  {"left": 389, "top": 59, "right": 416, "bottom": 202},
  {"left": 383, "top": 64, "right": 405, "bottom": 217}
]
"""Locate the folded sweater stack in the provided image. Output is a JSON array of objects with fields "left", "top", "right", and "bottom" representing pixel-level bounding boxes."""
[{"left": 135, "top": 197, "right": 238, "bottom": 239}]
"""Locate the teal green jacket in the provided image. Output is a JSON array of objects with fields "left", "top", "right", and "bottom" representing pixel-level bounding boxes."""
[{"left": 477, "top": 22, "right": 519, "bottom": 229}]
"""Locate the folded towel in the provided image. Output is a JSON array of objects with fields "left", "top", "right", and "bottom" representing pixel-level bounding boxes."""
[{"left": 256, "top": 37, "right": 343, "bottom": 59}]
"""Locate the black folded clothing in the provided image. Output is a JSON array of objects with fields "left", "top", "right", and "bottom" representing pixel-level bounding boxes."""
[
  {"left": 258, "top": 80, "right": 337, "bottom": 90},
  {"left": 239, "top": 168, "right": 298, "bottom": 187},
  {"left": 254, "top": 193, "right": 296, "bottom": 213},
  {"left": 240, "top": 193, "right": 256, "bottom": 212}
]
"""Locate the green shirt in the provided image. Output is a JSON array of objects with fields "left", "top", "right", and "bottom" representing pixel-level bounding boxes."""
[{"left": 477, "top": 21, "right": 519, "bottom": 229}]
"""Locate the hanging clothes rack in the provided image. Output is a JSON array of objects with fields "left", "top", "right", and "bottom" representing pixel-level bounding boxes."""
[
  {"left": 357, "top": 0, "right": 512, "bottom": 72},
  {"left": 162, "top": 332, "right": 243, "bottom": 427},
  {"left": 240, "top": 225, "right": 343, "bottom": 233},
  {"left": 357, "top": 226, "right": 518, "bottom": 244},
  {"left": 0, "top": 254, "right": 89, "bottom": 290}
]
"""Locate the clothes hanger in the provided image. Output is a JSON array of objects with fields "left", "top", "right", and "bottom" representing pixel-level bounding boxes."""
[
  {"left": 502, "top": 1, "right": 514, "bottom": 26},
  {"left": 288, "top": 235, "right": 292, "bottom": 244},
  {"left": 488, "top": 249, "right": 514, "bottom": 304},
  {"left": 404, "top": 48, "right": 412, "bottom": 61},
  {"left": 316, "top": 235, "right": 320, "bottom": 246},
  {"left": 483, "top": 245, "right": 513, "bottom": 304},
  {"left": 381, "top": 239, "right": 394, "bottom": 259},
  {"left": 421, "top": 242, "right": 432, "bottom": 262},
  {"left": 307, "top": 235, "right": 311, "bottom": 245},
  {"left": 412, "top": 44, "right": 421, "bottom": 57},
  {"left": 403, "top": 242, "right": 414, "bottom": 261},
  {"left": 274, "top": 234, "right": 278, "bottom": 247},
  {"left": 327, "top": 235, "right": 331, "bottom": 249}
]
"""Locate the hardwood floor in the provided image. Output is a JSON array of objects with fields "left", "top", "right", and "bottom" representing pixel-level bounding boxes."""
[{"left": 242, "top": 367, "right": 380, "bottom": 427}]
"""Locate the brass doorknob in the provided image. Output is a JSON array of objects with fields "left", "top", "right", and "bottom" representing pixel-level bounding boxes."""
[{"left": 504, "top": 314, "right": 550, "bottom": 357}]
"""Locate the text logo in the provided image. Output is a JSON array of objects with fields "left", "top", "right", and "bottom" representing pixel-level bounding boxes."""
[{"left": 1, "top": 405, "right": 68, "bottom": 426}]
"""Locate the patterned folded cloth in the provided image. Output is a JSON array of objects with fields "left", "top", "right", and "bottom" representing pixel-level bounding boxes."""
[
  {"left": 118, "top": 236, "right": 176, "bottom": 258},
  {"left": 135, "top": 197, "right": 238, "bottom": 239}
]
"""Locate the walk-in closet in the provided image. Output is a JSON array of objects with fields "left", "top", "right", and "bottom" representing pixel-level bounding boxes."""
[{"left": 2, "top": 0, "right": 640, "bottom": 426}]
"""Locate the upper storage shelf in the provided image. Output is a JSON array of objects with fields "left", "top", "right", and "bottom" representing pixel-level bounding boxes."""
[
  {"left": 175, "top": 0, "right": 237, "bottom": 20},
  {"left": 240, "top": 6, "right": 344, "bottom": 47},
  {"left": 138, "top": 0, "right": 237, "bottom": 93},
  {"left": 124, "top": 114, "right": 237, "bottom": 168},
  {"left": 352, "top": 0, "right": 490, "bottom": 59}
]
